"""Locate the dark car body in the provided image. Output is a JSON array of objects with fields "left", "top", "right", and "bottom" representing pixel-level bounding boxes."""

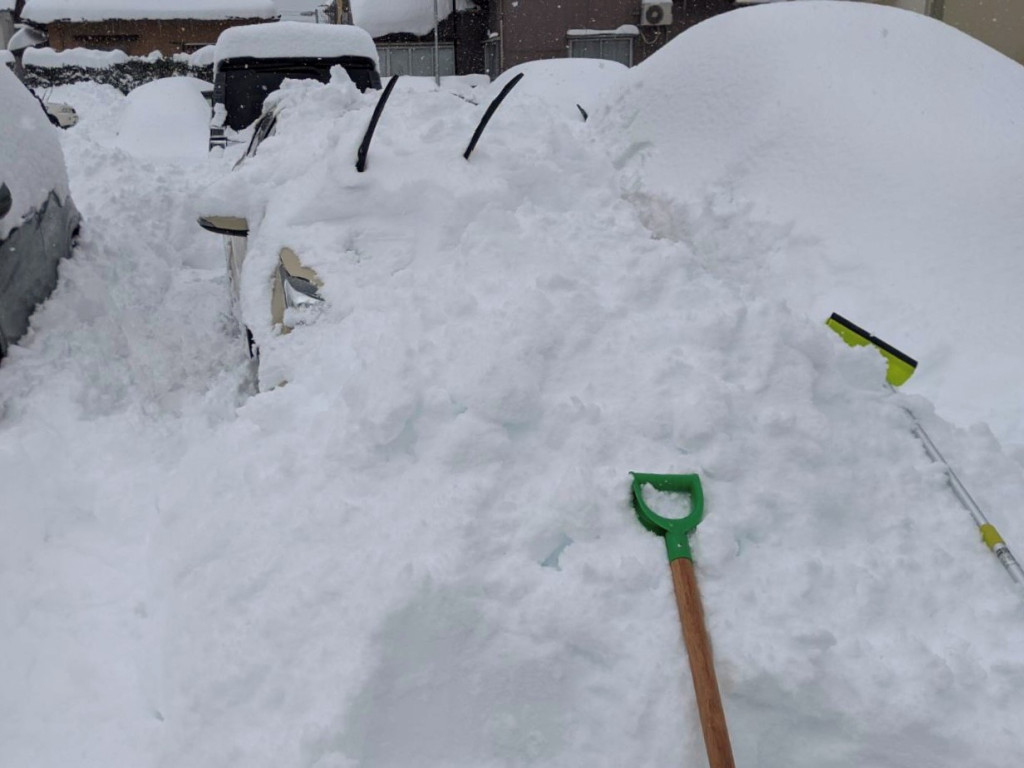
[
  {"left": 214, "top": 55, "right": 382, "bottom": 131},
  {"left": 0, "top": 191, "right": 79, "bottom": 358}
]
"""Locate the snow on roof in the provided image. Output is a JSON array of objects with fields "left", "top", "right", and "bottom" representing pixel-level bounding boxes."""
[
  {"left": 351, "top": 0, "right": 475, "bottom": 38},
  {"left": 0, "top": 65, "right": 68, "bottom": 239},
  {"left": 215, "top": 20, "right": 378, "bottom": 65},
  {"left": 23, "top": 46, "right": 129, "bottom": 68},
  {"left": 567, "top": 25, "right": 639, "bottom": 37},
  {"left": 7, "top": 24, "right": 48, "bottom": 52},
  {"left": 21, "top": 0, "right": 278, "bottom": 23}
]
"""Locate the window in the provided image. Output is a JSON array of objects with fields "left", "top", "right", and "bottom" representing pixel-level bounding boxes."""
[
  {"left": 483, "top": 39, "right": 500, "bottom": 79},
  {"left": 378, "top": 44, "right": 455, "bottom": 77},
  {"left": 567, "top": 35, "right": 633, "bottom": 67}
]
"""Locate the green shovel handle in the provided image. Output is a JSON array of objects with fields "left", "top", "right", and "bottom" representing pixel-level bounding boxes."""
[{"left": 631, "top": 473, "right": 704, "bottom": 562}]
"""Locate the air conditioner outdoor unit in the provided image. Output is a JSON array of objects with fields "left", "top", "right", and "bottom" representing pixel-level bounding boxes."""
[{"left": 641, "top": 2, "right": 673, "bottom": 26}]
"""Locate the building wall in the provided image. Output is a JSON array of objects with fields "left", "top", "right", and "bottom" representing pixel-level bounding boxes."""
[
  {"left": 496, "top": 0, "right": 735, "bottom": 71},
  {"left": 45, "top": 18, "right": 270, "bottom": 56},
  {"left": 943, "top": 0, "right": 1024, "bottom": 64},
  {"left": 867, "top": 0, "right": 1024, "bottom": 64},
  {"left": 372, "top": 4, "right": 489, "bottom": 76}
]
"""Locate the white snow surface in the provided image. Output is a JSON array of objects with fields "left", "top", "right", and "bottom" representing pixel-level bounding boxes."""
[
  {"left": 116, "top": 77, "right": 212, "bottom": 160},
  {"left": 23, "top": 46, "right": 129, "bottom": 68},
  {"left": 214, "top": 20, "right": 378, "bottom": 64},
  {"left": 487, "top": 57, "right": 627, "bottom": 120},
  {"left": 596, "top": 1, "right": 1024, "bottom": 450},
  {"left": 0, "top": 65, "right": 69, "bottom": 239},
  {"left": 3, "top": 4, "right": 1024, "bottom": 768},
  {"left": 351, "top": 0, "right": 475, "bottom": 37},
  {"left": 21, "top": 0, "right": 278, "bottom": 22}
]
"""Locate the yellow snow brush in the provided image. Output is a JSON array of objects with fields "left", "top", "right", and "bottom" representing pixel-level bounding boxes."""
[
  {"left": 826, "top": 313, "right": 917, "bottom": 387},
  {"left": 826, "top": 313, "right": 1024, "bottom": 593}
]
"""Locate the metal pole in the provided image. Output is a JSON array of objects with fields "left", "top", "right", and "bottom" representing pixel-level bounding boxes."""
[
  {"left": 894, "top": 389, "right": 1024, "bottom": 589},
  {"left": 433, "top": 0, "right": 440, "bottom": 87}
]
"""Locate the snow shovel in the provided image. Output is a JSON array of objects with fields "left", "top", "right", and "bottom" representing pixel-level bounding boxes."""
[
  {"left": 827, "top": 313, "right": 1024, "bottom": 591},
  {"left": 631, "top": 472, "right": 736, "bottom": 768}
]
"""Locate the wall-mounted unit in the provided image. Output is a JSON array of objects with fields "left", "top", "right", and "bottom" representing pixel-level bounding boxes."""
[{"left": 641, "top": 2, "right": 673, "bottom": 26}]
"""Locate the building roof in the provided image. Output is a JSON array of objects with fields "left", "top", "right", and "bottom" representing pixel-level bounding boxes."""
[{"left": 21, "top": 0, "right": 279, "bottom": 23}]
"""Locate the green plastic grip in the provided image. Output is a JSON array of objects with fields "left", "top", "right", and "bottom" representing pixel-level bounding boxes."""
[{"left": 630, "top": 473, "right": 705, "bottom": 562}]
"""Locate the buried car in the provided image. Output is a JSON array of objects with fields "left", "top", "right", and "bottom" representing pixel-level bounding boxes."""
[
  {"left": 210, "top": 21, "right": 381, "bottom": 147},
  {"left": 0, "top": 65, "right": 79, "bottom": 360},
  {"left": 196, "top": 59, "right": 627, "bottom": 389}
]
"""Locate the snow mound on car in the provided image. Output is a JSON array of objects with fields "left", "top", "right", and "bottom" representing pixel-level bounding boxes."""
[
  {"left": 116, "top": 77, "right": 212, "bottom": 161},
  {"left": 595, "top": 1, "right": 1024, "bottom": 446},
  {"left": 0, "top": 65, "right": 69, "bottom": 239}
]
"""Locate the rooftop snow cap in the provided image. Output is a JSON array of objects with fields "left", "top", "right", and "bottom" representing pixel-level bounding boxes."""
[
  {"left": 351, "top": 0, "right": 475, "bottom": 38},
  {"left": 214, "top": 20, "right": 379, "bottom": 66},
  {"left": 21, "top": 0, "right": 278, "bottom": 23}
]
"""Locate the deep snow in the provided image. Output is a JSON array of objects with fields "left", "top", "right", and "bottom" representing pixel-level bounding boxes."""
[{"left": 2, "top": 3, "right": 1024, "bottom": 768}]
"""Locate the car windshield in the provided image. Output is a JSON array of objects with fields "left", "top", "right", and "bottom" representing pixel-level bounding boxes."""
[{"left": 217, "top": 57, "right": 380, "bottom": 130}]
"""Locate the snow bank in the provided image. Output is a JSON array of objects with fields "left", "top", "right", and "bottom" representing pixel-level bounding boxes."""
[
  {"left": 596, "top": 1, "right": 1024, "bottom": 448},
  {"left": 351, "top": 0, "right": 475, "bottom": 37},
  {"left": 0, "top": 65, "right": 68, "bottom": 239},
  {"left": 116, "top": 77, "right": 211, "bottom": 160},
  {"left": 214, "top": 20, "right": 378, "bottom": 65},
  {"left": 23, "top": 46, "right": 129, "bottom": 68},
  {"left": 21, "top": 0, "right": 278, "bottom": 23}
]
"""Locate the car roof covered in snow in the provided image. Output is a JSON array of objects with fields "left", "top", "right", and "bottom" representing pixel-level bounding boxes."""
[
  {"left": 21, "top": 0, "right": 278, "bottom": 23},
  {"left": 215, "top": 20, "right": 378, "bottom": 65},
  {"left": 0, "top": 65, "right": 69, "bottom": 239}
]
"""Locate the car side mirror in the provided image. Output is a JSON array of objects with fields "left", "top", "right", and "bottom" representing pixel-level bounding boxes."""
[
  {"left": 197, "top": 215, "right": 249, "bottom": 236},
  {"left": 0, "top": 183, "right": 11, "bottom": 219}
]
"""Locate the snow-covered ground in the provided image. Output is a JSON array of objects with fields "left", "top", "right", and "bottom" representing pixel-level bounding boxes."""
[{"left": 2, "top": 4, "right": 1024, "bottom": 767}]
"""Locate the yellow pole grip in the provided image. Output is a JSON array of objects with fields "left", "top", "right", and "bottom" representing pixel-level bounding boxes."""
[{"left": 980, "top": 524, "right": 1005, "bottom": 552}]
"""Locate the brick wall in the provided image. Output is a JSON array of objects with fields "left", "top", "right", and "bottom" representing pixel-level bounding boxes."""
[{"left": 45, "top": 18, "right": 270, "bottom": 56}]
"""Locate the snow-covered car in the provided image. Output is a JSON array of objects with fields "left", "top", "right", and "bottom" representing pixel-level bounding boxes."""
[
  {"left": 195, "top": 57, "right": 633, "bottom": 390},
  {"left": 0, "top": 65, "right": 79, "bottom": 360},
  {"left": 211, "top": 21, "right": 381, "bottom": 137}
]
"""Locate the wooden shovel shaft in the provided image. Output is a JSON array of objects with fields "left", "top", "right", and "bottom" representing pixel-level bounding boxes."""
[{"left": 671, "top": 558, "right": 736, "bottom": 768}]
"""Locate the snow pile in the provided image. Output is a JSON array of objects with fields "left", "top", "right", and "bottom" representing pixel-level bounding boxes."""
[
  {"left": 487, "top": 58, "right": 627, "bottom": 119},
  {"left": 23, "top": 46, "right": 129, "bottom": 68},
  {"left": 190, "top": 40, "right": 1023, "bottom": 766},
  {"left": 21, "top": 0, "right": 278, "bottom": 23},
  {"left": 595, "top": 1, "right": 1024, "bottom": 449},
  {"left": 214, "top": 20, "right": 378, "bottom": 65},
  {"left": 116, "top": 77, "right": 211, "bottom": 160},
  {"left": 351, "top": 0, "right": 475, "bottom": 37},
  {"left": 0, "top": 65, "right": 69, "bottom": 238}
]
